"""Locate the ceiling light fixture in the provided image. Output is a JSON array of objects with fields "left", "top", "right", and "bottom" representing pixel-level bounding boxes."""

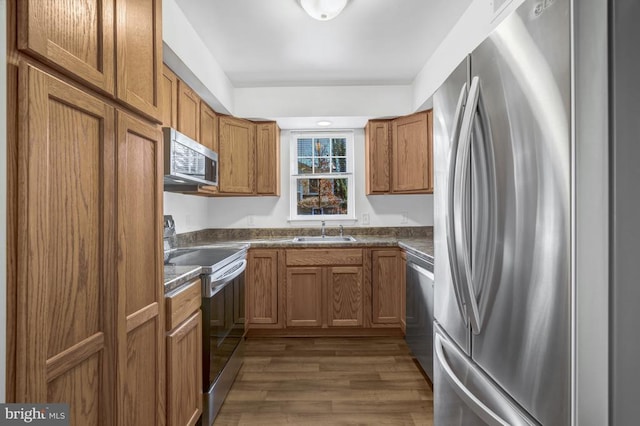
[
  {"left": 299, "top": 0, "right": 349, "bottom": 21},
  {"left": 317, "top": 120, "right": 332, "bottom": 127}
]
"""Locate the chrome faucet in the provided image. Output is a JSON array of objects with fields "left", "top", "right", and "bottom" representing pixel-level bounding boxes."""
[
  {"left": 321, "top": 221, "right": 326, "bottom": 237},
  {"left": 339, "top": 225, "right": 344, "bottom": 237}
]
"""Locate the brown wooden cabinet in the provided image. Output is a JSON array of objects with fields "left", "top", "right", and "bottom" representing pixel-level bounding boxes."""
[
  {"left": 392, "top": 111, "right": 432, "bottom": 193},
  {"left": 256, "top": 122, "right": 281, "bottom": 196},
  {"left": 15, "top": 63, "right": 118, "bottom": 422},
  {"left": 285, "top": 249, "right": 364, "bottom": 329},
  {"left": 200, "top": 102, "right": 218, "bottom": 153},
  {"left": 116, "top": 110, "right": 165, "bottom": 426},
  {"left": 218, "top": 116, "right": 256, "bottom": 194},
  {"left": 177, "top": 80, "right": 201, "bottom": 141},
  {"left": 371, "top": 249, "right": 403, "bottom": 326},
  {"left": 18, "top": 0, "right": 162, "bottom": 121},
  {"left": 115, "top": 0, "right": 163, "bottom": 121},
  {"left": 13, "top": 63, "right": 165, "bottom": 423},
  {"left": 365, "top": 120, "right": 391, "bottom": 194},
  {"left": 365, "top": 110, "right": 433, "bottom": 195},
  {"left": 177, "top": 117, "right": 282, "bottom": 197},
  {"left": 161, "top": 65, "right": 179, "bottom": 128},
  {"left": 246, "top": 247, "right": 403, "bottom": 337},
  {"left": 286, "top": 267, "right": 324, "bottom": 327},
  {"left": 165, "top": 279, "right": 203, "bottom": 426},
  {"left": 246, "top": 249, "right": 283, "bottom": 328},
  {"left": 17, "top": 0, "right": 116, "bottom": 95},
  {"left": 327, "top": 266, "right": 364, "bottom": 327},
  {"left": 166, "top": 312, "right": 202, "bottom": 426}
]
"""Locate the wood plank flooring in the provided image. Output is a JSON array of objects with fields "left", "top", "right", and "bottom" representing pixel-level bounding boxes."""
[{"left": 214, "top": 337, "right": 433, "bottom": 425}]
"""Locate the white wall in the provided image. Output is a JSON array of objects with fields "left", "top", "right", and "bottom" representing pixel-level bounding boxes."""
[
  {"left": 164, "top": 129, "right": 433, "bottom": 231},
  {"left": 412, "top": 0, "right": 526, "bottom": 110},
  {"left": 162, "top": 0, "right": 235, "bottom": 114},
  {"left": 1, "top": 0, "right": 7, "bottom": 403},
  {"left": 234, "top": 85, "right": 413, "bottom": 121},
  {"left": 164, "top": 192, "right": 216, "bottom": 234}
]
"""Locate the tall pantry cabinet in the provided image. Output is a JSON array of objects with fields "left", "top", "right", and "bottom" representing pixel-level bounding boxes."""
[{"left": 7, "top": 1, "right": 165, "bottom": 425}]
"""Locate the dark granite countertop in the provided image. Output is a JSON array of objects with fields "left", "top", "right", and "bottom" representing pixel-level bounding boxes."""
[
  {"left": 173, "top": 226, "right": 434, "bottom": 262},
  {"left": 398, "top": 238, "right": 434, "bottom": 263},
  {"left": 164, "top": 265, "right": 202, "bottom": 294}
]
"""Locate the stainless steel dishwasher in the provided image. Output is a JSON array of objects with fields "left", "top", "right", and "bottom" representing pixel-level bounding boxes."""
[{"left": 405, "top": 251, "right": 435, "bottom": 381}]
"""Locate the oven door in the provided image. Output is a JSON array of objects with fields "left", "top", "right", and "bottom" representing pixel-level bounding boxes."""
[{"left": 201, "top": 268, "right": 245, "bottom": 392}]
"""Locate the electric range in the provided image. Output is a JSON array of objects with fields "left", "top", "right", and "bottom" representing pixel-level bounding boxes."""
[{"left": 163, "top": 216, "right": 247, "bottom": 425}]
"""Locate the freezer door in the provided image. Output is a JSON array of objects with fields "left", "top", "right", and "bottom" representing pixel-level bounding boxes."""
[
  {"left": 468, "top": 0, "right": 571, "bottom": 424},
  {"left": 433, "top": 58, "right": 471, "bottom": 355},
  {"left": 434, "top": 326, "right": 539, "bottom": 426}
]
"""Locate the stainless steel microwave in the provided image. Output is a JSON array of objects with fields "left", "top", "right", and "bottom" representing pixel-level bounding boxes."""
[{"left": 163, "top": 127, "right": 218, "bottom": 188}]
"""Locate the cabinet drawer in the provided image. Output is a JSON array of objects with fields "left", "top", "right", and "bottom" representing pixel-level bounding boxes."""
[
  {"left": 166, "top": 278, "right": 202, "bottom": 330},
  {"left": 286, "top": 249, "right": 363, "bottom": 266}
]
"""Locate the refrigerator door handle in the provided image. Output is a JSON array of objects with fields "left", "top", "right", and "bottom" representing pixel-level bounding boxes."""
[
  {"left": 446, "top": 82, "right": 470, "bottom": 325},
  {"left": 434, "top": 330, "right": 539, "bottom": 426},
  {"left": 454, "top": 76, "right": 482, "bottom": 334}
]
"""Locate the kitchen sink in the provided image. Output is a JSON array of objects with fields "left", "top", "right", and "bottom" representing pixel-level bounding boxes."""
[{"left": 292, "top": 235, "right": 356, "bottom": 243}]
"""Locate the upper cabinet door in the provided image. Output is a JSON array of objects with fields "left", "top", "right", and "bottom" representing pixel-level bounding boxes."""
[
  {"left": 200, "top": 102, "right": 218, "bottom": 153},
  {"left": 161, "top": 65, "right": 179, "bottom": 128},
  {"left": 391, "top": 111, "right": 432, "bottom": 193},
  {"left": 177, "top": 81, "right": 201, "bottom": 141},
  {"left": 218, "top": 116, "right": 255, "bottom": 194},
  {"left": 17, "top": 0, "right": 116, "bottom": 95},
  {"left": 255, "top": 122, "right": 280, "bottom": 196},
  {"left": 115, "top": 0, "right": 163, "bottom": 122},
  {"left": 365, "top": 120, "right": 391, "bottom": 194}
]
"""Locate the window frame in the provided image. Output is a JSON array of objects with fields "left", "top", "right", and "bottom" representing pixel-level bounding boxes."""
[{"left": 289, "top": 131, "right": 355, "bottom": 221}]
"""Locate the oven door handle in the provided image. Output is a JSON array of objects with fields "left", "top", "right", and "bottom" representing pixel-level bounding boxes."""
[{"left": 210, "top": 259, "right": 247, "bottom": 291}]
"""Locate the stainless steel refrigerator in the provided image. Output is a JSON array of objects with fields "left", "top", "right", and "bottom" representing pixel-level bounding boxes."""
[{"left": 433, "top": 0, "right": 570, "bottom": 424}]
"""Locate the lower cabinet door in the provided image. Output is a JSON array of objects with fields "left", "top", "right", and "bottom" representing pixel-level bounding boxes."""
[
  {"left": 247, "top": 249, "right": 280, "bottom": 327},
  {"left": 286, "top": 267, "right": 323, "bottom": 327},
  {"left": 327, "top": 266, "right": 363, "bottom": 327},
  {"left": 372, "top": 250, "right": 402, "bottom": 325},
  {"left": 167, "top": 311, "right": 203, "bottom": 426}
]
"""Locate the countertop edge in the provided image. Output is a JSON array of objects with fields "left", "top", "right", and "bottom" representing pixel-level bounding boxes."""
[
  {"left": 398, "top": 241, "right": 434, "bottom": 264},
  {"left": 164, "top": 265, "right": 202, "bottom": 293}
]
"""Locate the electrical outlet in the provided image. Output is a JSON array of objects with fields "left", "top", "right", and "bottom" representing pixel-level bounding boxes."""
[
  {"left": 401, "top": 212, "right": 409, "bottom": 224},
  {"left": 362, "top": 213, "right": 370, "bottom": 225},
  {"left": 247, "top": 215, "right": 255, "bottom": 226}
]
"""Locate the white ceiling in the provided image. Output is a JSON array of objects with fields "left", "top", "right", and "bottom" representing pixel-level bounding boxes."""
[{"left": 173, "top": 0, "right": 473, "bottom": 88}]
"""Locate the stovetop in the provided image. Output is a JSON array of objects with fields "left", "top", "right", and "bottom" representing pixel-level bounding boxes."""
[
  {"left": 164, "top": 246, "right": 247, "bottom": 274},
  {"left": 162, "top": 215, "right": 248, "bottom": 274}
]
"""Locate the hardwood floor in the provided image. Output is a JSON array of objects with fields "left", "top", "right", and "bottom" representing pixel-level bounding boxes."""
[{"left": 214, "top": 337, "right": 433, "bottom": 425}]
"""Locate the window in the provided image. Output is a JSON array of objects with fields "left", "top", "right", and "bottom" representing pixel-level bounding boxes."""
[{"left": 290, "top": 132, "right": 355, "bottom": 220}]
